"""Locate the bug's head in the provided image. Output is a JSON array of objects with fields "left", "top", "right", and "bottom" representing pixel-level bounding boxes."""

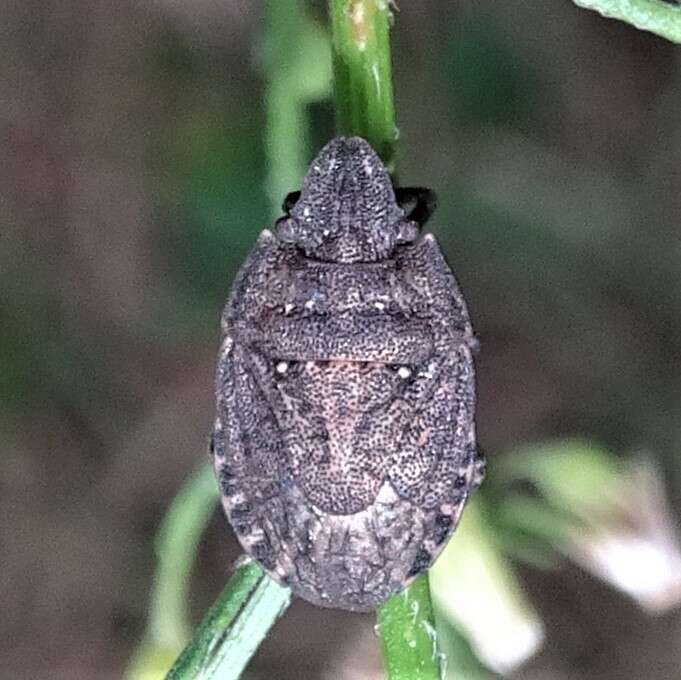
[{"left": 276, "top": 137, "right": 418, "bottom": 263}]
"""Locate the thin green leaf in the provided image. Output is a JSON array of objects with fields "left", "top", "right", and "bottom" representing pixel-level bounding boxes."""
[
  {"left": 127, "top": 465, "right": 220, "bottom": 680},
  {"left": 166, "top": 562, "right": 291, "bottom": 680},
  {"left": 151, "top": 465, "right": 220, "bottom": 649},
  {"left": 263, "top": 0, "right": 332, "bottom": 218},
  {"left": 573, "top": 0, "right": 681, "bottom": 43}
]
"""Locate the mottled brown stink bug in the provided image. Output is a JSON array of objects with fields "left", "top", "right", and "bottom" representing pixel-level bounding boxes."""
[{"left": 211, "top": 137, "right": 483, "bottom": 611}]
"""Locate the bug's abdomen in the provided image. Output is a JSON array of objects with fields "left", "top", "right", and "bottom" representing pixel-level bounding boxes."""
[
  {"left": 212, "top": 230, "right": 480, "bottom": 611},
  {"left": 213, "top": 333, "right": 476, "bottom": 610}
]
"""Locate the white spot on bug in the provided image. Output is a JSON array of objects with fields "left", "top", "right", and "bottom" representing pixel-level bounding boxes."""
[
  {"left": 305, "top": 360, "right": 315, "bottom": 370},
  {"left": 225, "top": 492, "right": 246, "bottom": 507},
  {"left": 304, "top": 299, "right": 315, "bottom": 310},
  {"left": 233, "top": 554, "right": 254, "bottom": 569},
  {"left": 418, "top": 361, "right": 436, "bottom": 380},
  {"left": 303, "top": 206, "right": 310, "bottom": 217},
  {"left": 240, "top": 529, "right": 265, "bottom": 547},
  {"left": 275, "top": 565, "right": 290, "bottom": 580},
  {"left": 398, "top": 366, "right": 412, "bottom": 380},
  {"left": 363, "top": 157, "right": 374, "bottom": 176},
  {"left": 284, "top": 303, "right": 295, "bottom": 315},
  {"left": 376, "top": 481, "right": 399, "bottom": 504},
  {"left": 322, "top": 229, "right": 331, "bottom": 237},
  {"left": 221, "top": 336, "right": 233, "bottom": 356},
  {"left": 276, "top": 361, "right": 289, "bottom": 374},
  {"left": 374, "top": 301, "right": 386, "bottom": 312}
]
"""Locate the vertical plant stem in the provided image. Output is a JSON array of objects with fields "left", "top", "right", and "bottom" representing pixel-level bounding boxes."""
[
  {"left": 329, "top": 0, "right": 399, "bottom": 170},
  {"left": 378, "top": 575, "right": 444, "bottom": 680},
  {"left": 329, "top": 2, "right": 443, "bottom": 678}
]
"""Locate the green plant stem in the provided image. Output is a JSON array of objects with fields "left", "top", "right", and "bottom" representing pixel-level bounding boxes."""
[
  {"left": 329, "top": 2, "right": 443, "bottom": 678},
  {"left": 377, "top": 574, "right": 443, "bottom": 680},
  {"left": 166, "top": 562, "right": 291, "bottom": 680},
  {"left": 329, "top": 0, "right": 399, "bottom": 170},
  {"left": 573, "top": 0, "right": 681, "bottom": 43}
]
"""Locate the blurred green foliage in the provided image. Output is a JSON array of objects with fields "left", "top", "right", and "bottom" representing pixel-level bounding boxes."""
[
  {"left": 445, "top": 18, "right": 543, "bottom": 129},
  {"left": 156, "top": 100, "right": 268, "bottom": 334}
]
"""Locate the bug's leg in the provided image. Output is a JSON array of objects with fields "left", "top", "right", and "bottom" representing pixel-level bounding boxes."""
[
  {"left": 395, "top": 187, "right": 437, "bottom": 227},
  {"left": 470, "top": 445, "right": 486, "bottom": 490}
]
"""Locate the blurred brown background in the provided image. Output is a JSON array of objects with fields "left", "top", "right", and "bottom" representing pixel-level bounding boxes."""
[{"left": 2, "top": 1, "right": 681, "bottom": 678}]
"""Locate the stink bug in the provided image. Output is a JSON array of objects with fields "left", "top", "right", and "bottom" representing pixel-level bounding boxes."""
[{"left": 211, "top": 137, "right": 483, "bottom": 611}]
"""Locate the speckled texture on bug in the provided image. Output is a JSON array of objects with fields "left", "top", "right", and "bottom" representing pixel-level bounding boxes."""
[{"left": 211, "top": 137, "right": 483, "bottom": 611}]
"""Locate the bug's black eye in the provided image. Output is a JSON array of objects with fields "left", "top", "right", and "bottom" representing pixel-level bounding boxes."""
[
  {"left": 394, "top": 187, "right": 437, "bottom": 227},
  {"left": 282, "top": 191, "right": 301, "bottom": 214}
]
